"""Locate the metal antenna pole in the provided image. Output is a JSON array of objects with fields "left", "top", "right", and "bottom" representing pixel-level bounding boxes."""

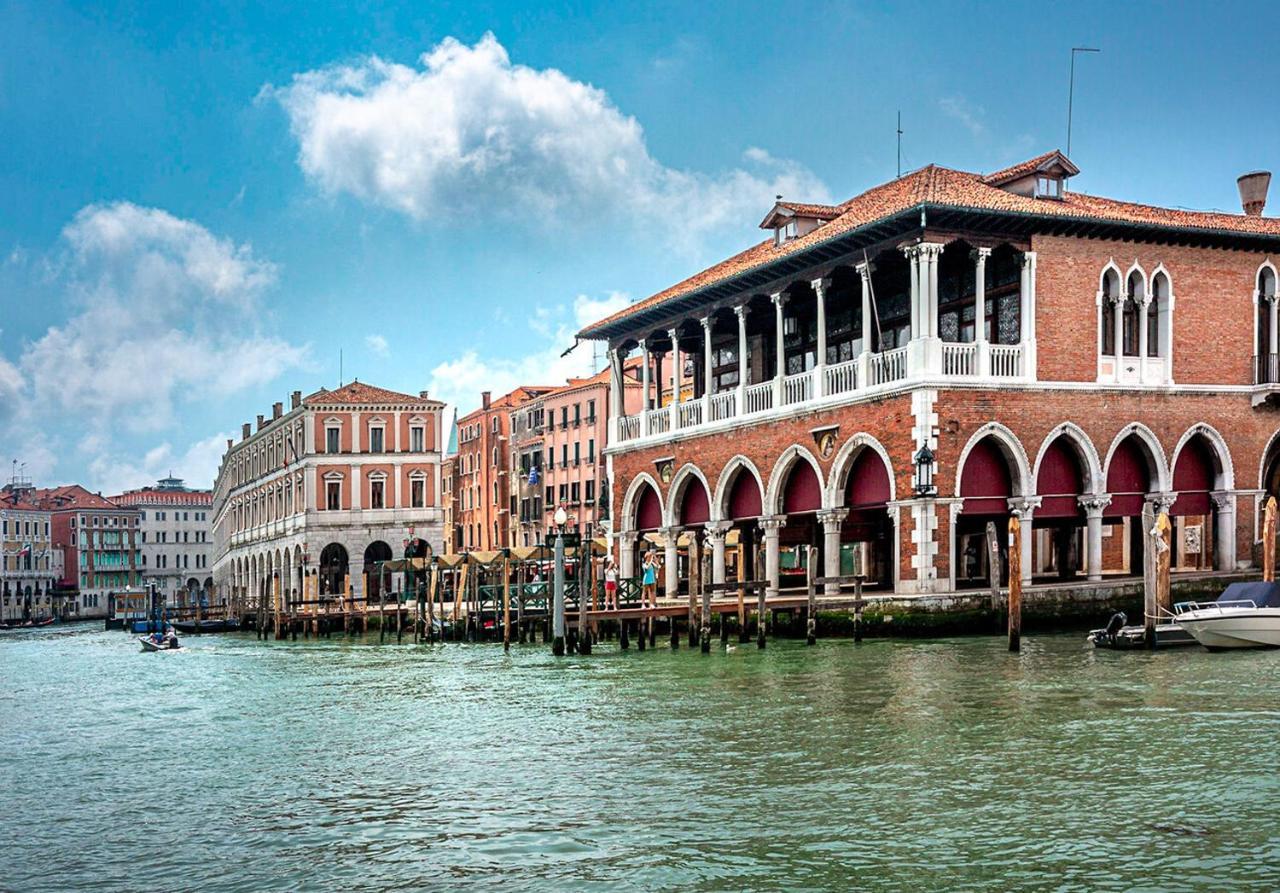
[
  {"left": 896, "top": 110, "right": 903, "bottom": 178},
  {"left": 1067, "top": 47, "right": 1100, "bottom": 157}
]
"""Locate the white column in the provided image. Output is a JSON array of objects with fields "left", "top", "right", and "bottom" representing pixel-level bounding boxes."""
[
  {"left": 705, "top": 522, "right": 730, "bottom": 585},
  {"left": 1212, "top": 492, "right": 1237, "bottom": 571},
  {"left": 975, "top": 247, "right": 991, "bottom": 376},
  {"left": 1270, "top": 296, "right": 1278, "bottom": 356},
  {"left": 1079, "top": 495, "right": 1112, "bottom": 582},
  {"left": 906, "top": 246, "right": 921, "bottom": 339},
  {"left": 668, "top": 328, "right": 681, "bottom": 429},
  {"left": 813, "top": 276, "right": 829, "bottom": 397},
  {"left": 1023, "top": 250, "right": 1038, "bottom": 380},
  {"left": 662, "top": 527, "right": 680, "bottom": 598},
  {"left": 760, "top": 516, "right": 786, "bottom": 599},
  {"left": 771, "top": 292, "right": 787, "bottom": 405},
  {"left": 925, "top": 244, "right": 941, "bottom": 338},
  {"left": 735, "top": 304, "right": 749, "bottom": 414},
  {"left": 618, "top": 531, "right": 636, "bottom": 581},
  {"left": 1111, "top": 294, "right": 1124, "bottom": 375},
  {"left": 639, "top": 339, "right": 651, "bottom": 436},
  {"left": 1137, "top": 297, "right": 1150, "bottom": 381},
  {"left": 609, "top": 347, "right": 624, "bottom": 418},
  {"left": 701, "top": 316, "right": 714, "bottom": 419},
  {"left": 857, "top": 261, "right": 874, "bottom": 355},
  {"left": 817, "top": 508, "right": 849, "bottom": 595},
  {"left": 1009, "top": 498, "right": 1040, "bottom": 586}
]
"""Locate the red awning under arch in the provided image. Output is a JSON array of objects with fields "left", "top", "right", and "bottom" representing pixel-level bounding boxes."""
[
  {"left": 1171, "top": 436, "right": 1216, "bottom": 516},
  {"left": 635, "top": 484, "right": 662, "bottom": 531},
  {"left": 1036, "top": 438, "right": 1085, "bottom": 519},
  {"left": 727, "top": 470, "right": 762, "bottom": 520},
  {"left": 1105, "top": 435, "right": 1152, "bottom": 517},
  {"left": 782, "top": 461, "right": 822, "bottom": 514},
  {"left": 960, "top": 438, "right": 1014, "bottom": 515}
]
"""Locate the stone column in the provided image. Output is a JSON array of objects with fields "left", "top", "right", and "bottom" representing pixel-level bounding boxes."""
[
  {"left": 771, "top": 292, "right": 787, "bottom": 405},
  {"left": 735, "top": 304, "right": 749, "bottom": 413},
  {"left": 759, "top": 516, "right": 787, "bottom": 599},
  {"left": 618, "top": 530, "right": 637, "bottom": 581},
  {"left": 668, "top": 328, "right": 682, "bottom": 430},
  {"left": 975, "top": 247, "right": 991, "bottom": 376},
  {"left": 857, "top": 261, "right": 874, "bottom": 356},
  {"left": 905, "top": 245, "right": 922, "bottom": 339},
  {"left": 701, "top": 316, "right": 714, "bottom": 419},
  {"left": 1270, "top": 295, "right": 1279, "bottom": 356},
  {"left": 1008, "top": 497, "right": 1041, "bottom": 586},
  {"left": 704, "top": 522, "right": 731, "bottom": 586},
  {"left": 639, "top": 339, "right": 651, "bottom": 436},
  {"left": 1138, "top": 297, "right": 1151, "bottom": 381},
  {"left": 609, "top": 346, "right": 624, "bottom": 440},
  {"left": 813, "top": 276, "right": 829, "bottom": 397},
  {"left": 1211, "top": 491, "right": 1237, "bottom": 571},
  {"left": 1111, "top": 293, "right": 1124, "bottom": 373},
  {"left": 817, "top": 508, "right": 849, "bottom": 595},
  {"left": 662, "top": 527, "right": 681, "bottom": 598},
  {"left": 1078, "top": 495, "right": 1112, "bottom": 582},
  {"left": 924, "top": 243, "right": 942, "bottom": 338}
]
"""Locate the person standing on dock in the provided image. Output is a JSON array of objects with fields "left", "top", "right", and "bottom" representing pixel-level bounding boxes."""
[
  {"left": 604, "top": 558, "right": 618, "bottom": 610},
  {"left": 641, "top": 551, "right": 659, "bottom": 608}
]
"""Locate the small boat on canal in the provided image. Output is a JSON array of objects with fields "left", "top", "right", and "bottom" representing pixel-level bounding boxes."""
[
  {"left": 170, "top": 617, "right": 240, "bottom": 634},
  {"left": 1088, "top": 611, "right": 1197, "bottom": 649},
  {"left": 0, "top": 617, "right": 55, "bottom": 631},
  {"left": 1173, "top": 581, "right": 1280, "bottom": 650},
  {"left": 139, "top": 630, "right": 181, "bottom": 652}
]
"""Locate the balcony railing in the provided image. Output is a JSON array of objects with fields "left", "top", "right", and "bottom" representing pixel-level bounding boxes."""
[
  {"left": 1256, "top": 353, "right": 1280, "bottom": 385},
  {"left": 613, "top": 340, "right": 1030, "bottom": 445}
]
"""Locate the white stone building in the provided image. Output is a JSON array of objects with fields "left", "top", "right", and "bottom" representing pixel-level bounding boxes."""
[{"left": 111, "top": 478, "right": 214, "bottom": 607}]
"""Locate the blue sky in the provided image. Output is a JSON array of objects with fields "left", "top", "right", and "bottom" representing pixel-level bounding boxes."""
[{"left": 2, "top": 0, "right": 1278, "bottom": 493}]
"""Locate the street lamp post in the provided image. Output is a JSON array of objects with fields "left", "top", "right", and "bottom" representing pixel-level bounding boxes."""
[{"left": 552, "top": 506, "right": 567, "bottom": 656}]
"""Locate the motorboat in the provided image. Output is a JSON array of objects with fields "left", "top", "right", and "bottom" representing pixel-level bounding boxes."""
[
  {"left": 1173, "top": 581, "right": 1280, "bottom": 650},
  {"left": 170, "top": 618, "right": 240, "bottom": 634},
  {"left": 1088, "top": 611, "right": 1197, "bottom": 649},
  {"left": 139, "top": 631, "right": 181, "bottom": 652}
]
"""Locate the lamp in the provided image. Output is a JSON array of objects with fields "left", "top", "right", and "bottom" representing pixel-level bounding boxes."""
[
  {"left": 913, "top": 444, "right": 936, "bottom": 497},
  {"left": 554, "top": 506, "right": 568, "bottom": 530}
]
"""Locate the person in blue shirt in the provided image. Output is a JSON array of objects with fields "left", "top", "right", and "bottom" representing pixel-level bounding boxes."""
[{"left": 641, "top": 550, "right": 659, "bottom": 608}]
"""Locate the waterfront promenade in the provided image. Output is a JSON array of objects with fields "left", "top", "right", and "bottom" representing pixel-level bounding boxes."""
[{"left": 3, "top": 624, "right": 1279, "bottom": 892}]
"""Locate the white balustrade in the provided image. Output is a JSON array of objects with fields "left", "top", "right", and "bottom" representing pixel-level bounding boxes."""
[
  {"left": 782, "top": 369, "right": 814, "bottom": 405},
  {"left": 824, "top": 358, "right": 858, "bottom": 396},
  {"left": 867, "top": 346, "right": 909, "bottom": 386},
  {"left": 710, "top": 391, "right": 737, "bottom": 422},
  {"left": 942, "top": 342, "right": 978, "bottom": 376},
  {"left": 678, "top": 401, "right": 703, "bottom": 429},
  {"left": 989, "top": 344, "right": 1023, "bottom": 378},
  {"left": 645, "top": 407, "right": 671, "bottom": 435},
  {"left": 617, "top": 414, "right": 640, "bottom": 442},
  {"left": 744, "top": 381, "right": 774, "bottom": 414}
]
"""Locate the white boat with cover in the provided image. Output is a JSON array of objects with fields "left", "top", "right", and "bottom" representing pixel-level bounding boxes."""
[{"left": 1173, "top": 582, "right": 1280, "bottom": 650}]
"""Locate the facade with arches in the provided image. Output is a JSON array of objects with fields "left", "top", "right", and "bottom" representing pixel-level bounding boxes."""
[
  {"left": 211, "top": 381, "right": 446, "bottom": 615},
  {"left": 580, "top": 151, "right": 1280, "bottom": 598}
]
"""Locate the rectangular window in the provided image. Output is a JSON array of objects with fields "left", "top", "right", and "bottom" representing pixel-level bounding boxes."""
[
  {"left": 326, "top": 481, "right": 341, "bottom": 511},
  {"left": 545, "top": 486, "right": 554, "bottom": 506},
  {"left": 573, "top": 403, "right": 581, "bottom": 426},
  {"left": 370, "top": 427, "right": 384, "bottom": 453},
  {"left": 561, "top": 445, "right": 568, "bottom": 467},
  {"left": 326, "top": 427, "right": 340, "bottom": 454},
  {"left": 588, "top": 439, "right": 595, "bottom": 463},
  {"left": 587, "top": 399, "right": 596, "bottom": 422},
  {"left": 559, "top": 484, "right": 568, "bottom": 502},
  {"left": 411, "top": 426, "right": 424, "bottom": 452},
  {"left": 585, "top": 478, "right": 595, "bottom": 504},
  {"left": 411, "top": 478, "right": 425, "bottom": 508},
  {"left": 573, "top": 442, "right": 580, "bottom": 465},
  {"left": 571, "top": 482, "right": 580, "bottom": 504},
  {"left": 370, "top": 479, "right": 385, "bottom": 509},
  {"left": 561, "top": 407, "right": 568, "bottom": 428}
]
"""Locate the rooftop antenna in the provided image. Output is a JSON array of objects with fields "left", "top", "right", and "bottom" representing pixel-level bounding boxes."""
[
  {"left": 896, "top": 111, "right": 903, "bottom": 178},
  {"left": 339, "top": 348, "right": 343, "bottom": 387},
  {"left": 1066, "top": 47, "right": 1101, "bottom": 158}
]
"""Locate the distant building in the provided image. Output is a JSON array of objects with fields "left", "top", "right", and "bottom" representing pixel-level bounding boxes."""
[
  {"left": 111, "top": 477, "right": 213, "bottom": 607},
  {"left": 1, "top": 478, "right": 58, "bottom": 622},
  {"left": 32, "top": 484, "right": 141, "bottom": 618},
  {"left": 442, "top": 411, "right": 460, "bottom": 554},
  {"left": 212, "top": 382, "right": 445, "bottom": 612}
]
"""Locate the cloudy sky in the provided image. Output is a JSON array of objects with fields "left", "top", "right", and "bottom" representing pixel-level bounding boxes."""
[{"left": 1, "top": 1, "right": 1277, "bottom": 493}]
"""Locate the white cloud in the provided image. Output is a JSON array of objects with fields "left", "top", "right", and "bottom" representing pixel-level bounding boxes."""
[
  {"left": 18, "top": 202, "right": 308, "bottom": 433},
  {"left": 939, "top": 96, "right": 988, "bottom": 139},
  {"left": 267, "top": 33, "right": 828, "bottom": 245},
  {"left": 573, "top": 291, "right": 631, "bottom": 328},
  {"left": 86, "top": 431, "right": 235, "bottom": 495},
  {"left": 365, "top": 333, "right": 390, "bottom": 356}
]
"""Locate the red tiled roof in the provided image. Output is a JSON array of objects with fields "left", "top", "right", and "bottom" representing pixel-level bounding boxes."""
[
  {"left": 982, "top": 149, "right": 1078, "bottom": 186},
  {"left": 580, "top": 152, "right": 1280, "bottom": 337},
  {"left": 456, "top": 386, "right": 557, "bottom": 423},
  {"left": 29, "top": 485, "right": 130, "bottom": 512},
  {"left": 304, "top": 380, "right": 441, "bottom": 407}
]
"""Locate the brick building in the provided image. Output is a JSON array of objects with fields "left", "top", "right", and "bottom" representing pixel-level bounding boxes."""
[
  {"left": 579, "top": 151, "right": 1280, "bottom": 599},
  {"left": 1, "top": 478, "right": 59, "bottom": 622},
  {"left": 32, "top": 484, "right": 141, "bottom": 618},
  {"left": 111, "top": 477, "right": 213, "bottom": 607},
  {"left": 455, "top": 386, "right": 553, "bottom": 551},
  {"left": 212, "top": 381, "right": 445, "bottom": 612}
]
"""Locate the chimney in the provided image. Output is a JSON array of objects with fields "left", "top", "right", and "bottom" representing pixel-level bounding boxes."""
[
  {"left": 291, "top": 390, "right": 302, "bottom": 410},
  {"left": 242, "top": 423, "right": 251, "bottom": 441},
  {"left": 226, "top": 439, "right": 233, "bottom": 451},
  {"left": 482, "top": 391, "right": 492, "bottom": 409},
  {"left": 419, "top": 390, "right": 430, "bottom": 400},
  {"left": 256, "top": 414, "right": 265, "bottom": 431},
  {"left": 1238, "top": 171, "right": 1271, "bottom": 217},
  {"left": 272, "top": 401, "right": 283, "bottom": 420}
]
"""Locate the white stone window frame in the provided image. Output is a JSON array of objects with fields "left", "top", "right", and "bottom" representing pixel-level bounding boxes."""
[
  {"left": 408, "top": 470, "right": 428, "bottom": 508},
  {"left": 368, "top": 416, "right": 387, "bottom": 454},
  {"left": 323, "top": 471, "right": 345, "bottom": 511},
  {"left": 408, "top": 416, "right": 428, "bottom": 453},
  {"left": 367, "top": 470, "right": 388, "bottom": 509},
  {"left": 1255, "top": 260, "right": 1279, "bottom": 361},
  {"left": 324, "top": 416, "right": 344, "bottom": 455}
]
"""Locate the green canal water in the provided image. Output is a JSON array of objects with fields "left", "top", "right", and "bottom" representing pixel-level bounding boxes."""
[{"left": 2, "top": 625, "right": 1279, "bottom": 892}]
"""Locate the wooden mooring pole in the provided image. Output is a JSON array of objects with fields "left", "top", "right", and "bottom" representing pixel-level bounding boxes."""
[
  {"left": 700, "top": 543, "right": 712, "bottom": 654},
  {"left": 755, "top": 545, "right": 768, "bottom": 650},
  {"left": 1264, "top": 496, "right": 1277, "bottom": 583},
  {"left": 805, "top": 548, "right": 817, "bottom": 646},
  {"left": 503, "top": 556, "right": 512, "bottom": 652},
  {"left": 1142, "top": 502, "right": 1157, "bottom": 648},
  {"left": 1007, "top": 514, "right": 1022, "bottom": 652},
  {"left": 985, "top": 520, "right": 1002, "bottom": 632}
]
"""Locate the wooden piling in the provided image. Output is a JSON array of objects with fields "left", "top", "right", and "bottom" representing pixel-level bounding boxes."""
[
  {"left": 755, "top": 545, "right": 767, "bottom": 650},
  {"left": 687, "top": 538, "right": 699, "bottom": 647},
  {"left": 805, "top": 548, "right": 817, "bottom": 646},
  {"left": 853, "top": 575, "right": 864, "bottom": 643},
  {"left": 1155, "top": 511, "right": 1172, "bottom": 624},
  {"left": 1264, "top": 496, "right": 1277, "bottom": 583},
  {"left": 579, "top": 548, "right": 592, "bottom": 656},
  {"left": 503, "top": 556, "right": 512, "bottom": 652},
  {"left": 378, "top": 580, "right": 387, "bottom": 644},
  {"left": 1141, "top": 502, "right": 1157, "bottom": 648},
  {"left": 985, "top": 520, "right": 1002, "bottom": 631},
  {"left": 700, "top": 543, "right": 712, "bottom": 654},
  {"left": 1007, "top": 514, "right": 1022, "bottom": 652}
]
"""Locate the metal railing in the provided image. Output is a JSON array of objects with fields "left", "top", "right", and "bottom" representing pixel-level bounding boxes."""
[{"left": 1255, "top": 353, "right": 1280, "bottom": 385}]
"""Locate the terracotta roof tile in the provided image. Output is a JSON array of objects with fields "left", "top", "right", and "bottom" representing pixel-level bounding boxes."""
[
  {"left": 581, "top": 153, "right": 1280, "bottom": 337},
  {"left": 304, "top": 381, "right": 441, "bottom": 407}
]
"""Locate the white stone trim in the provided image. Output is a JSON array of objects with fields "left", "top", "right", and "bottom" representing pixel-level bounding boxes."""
[
  {"left": 1030, "top": 421, "right": 1105, "bottom": 495},
  {"left": 1170, "top": 422, "right": 1236, "bottom": 491}
]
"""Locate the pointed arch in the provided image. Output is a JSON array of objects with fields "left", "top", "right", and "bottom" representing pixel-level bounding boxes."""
[
  {"left": 1170, "top": 423, "right": 1235, "bottom": 492},
  {"left": 666, "top": 463, "right": 714, "bottom": 527},
  {"left": 1258, "top": 426, "right": 1280, "bottom": 495},
  {"left": 713, "top": 455, "right": 766, "bottom": 521},
  {"left": 954, "top": 422, "right": 1032, "bottom": 498},
  {"left": 825, "top": 433, "right": 897, "bottom": 508},
  {"left": 1257, "top": 259, "right": 1278, "bottom": 295},
  {"left": 1103, "top": 423, "right": 1170, "bottom": 494},
  {"left": 765, "top": 444, "right": 827, "bottom": 515},
  {"left": 1097, "top": 259, "right": 1123, "bottom": 297},
  {"left": 1031, "top": 422, "right": 1104, "bottom": 495},
  {"left": 621, "top": 472, "right": 665, "bottom": 533}
]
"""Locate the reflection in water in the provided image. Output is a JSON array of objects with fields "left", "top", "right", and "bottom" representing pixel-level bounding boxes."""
[{"left": 2, "top": 626, "right": 1279, "bottom": 892}]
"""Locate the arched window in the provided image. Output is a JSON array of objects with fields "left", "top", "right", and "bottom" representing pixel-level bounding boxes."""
[
  {"left": 1100, "top": 268, "right": 1120, "bottom": 356},
  {"left": 1149, "top": 270, "right": 1169, "bottom": 358},
  {"left": 1123, "top": 270, "right": 1144, "bottom": 357},
  {"left": 1259, "top": 265, "right": 1277, "bottom": 360}
]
